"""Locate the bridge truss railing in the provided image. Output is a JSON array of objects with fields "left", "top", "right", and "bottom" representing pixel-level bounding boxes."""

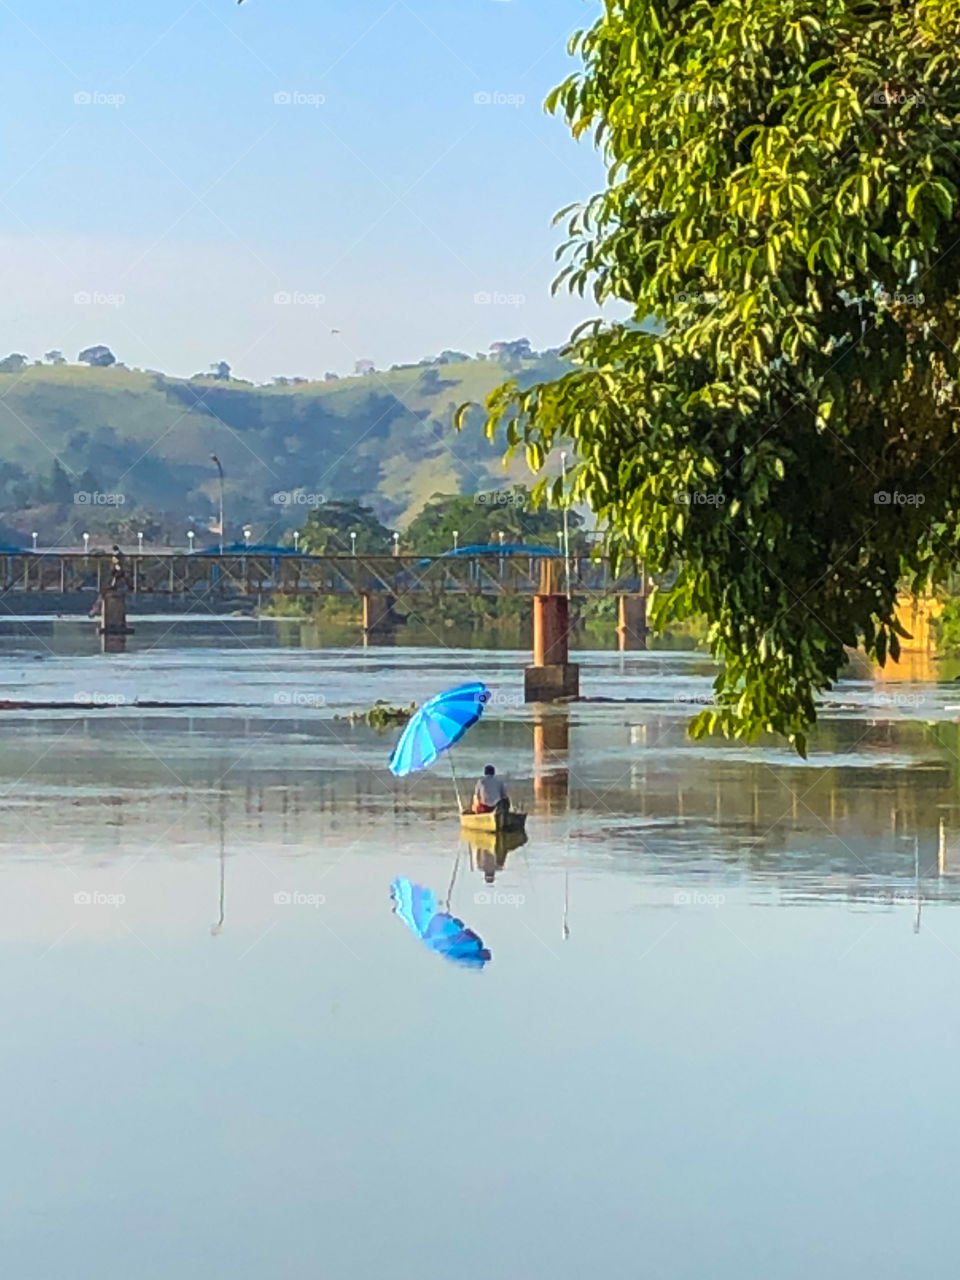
[{"left": 0, "top": 552, "right": 646, "bottom": 598}]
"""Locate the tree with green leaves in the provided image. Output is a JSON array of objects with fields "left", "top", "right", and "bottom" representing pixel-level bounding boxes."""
[
  {"left": 404, "top": 486, "right": 582, "bottom": 556},
  {"left": 297, "top": 500, "right": 392, "bottom": 555},
  {"left": 466, "top": 0, "right": 960, "bottom": 753}
]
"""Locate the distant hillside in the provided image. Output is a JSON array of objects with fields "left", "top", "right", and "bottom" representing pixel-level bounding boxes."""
[{"left": 0, "top": 351, "right": 569, "bottom": 545}]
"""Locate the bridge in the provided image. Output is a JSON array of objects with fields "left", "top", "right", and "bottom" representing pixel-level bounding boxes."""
[
  {"left": 0, "top": 549, "right": 642, "bottom": 601},
  {"left": 0, "top": 551, "right": 650, "bottom": 695}
]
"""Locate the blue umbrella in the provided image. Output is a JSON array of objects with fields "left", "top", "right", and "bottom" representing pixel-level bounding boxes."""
[
  {"left": 390, "top": 877, "right": 491, "bottom": 967},
  {"left": 388, "top": 682, "right": 489, "bottom": 777}
]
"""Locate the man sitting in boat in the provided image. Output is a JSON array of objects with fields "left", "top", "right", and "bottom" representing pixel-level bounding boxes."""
[{"left": 473, "top": 765, "right": 510, "bottom": 815}]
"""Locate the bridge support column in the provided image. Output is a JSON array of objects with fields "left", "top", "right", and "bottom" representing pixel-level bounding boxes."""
[
  {"left": 525, "top": 563, "right": 579, "bottom": 702},
  {"left": 617, "top": 593, "right": 648, "bottom": 651},
  {"left": 362, "top": 593, "right": 400, "bottom": 644},
  {"left": 99, "top": 588, "right": 134, "bottom": 653}
]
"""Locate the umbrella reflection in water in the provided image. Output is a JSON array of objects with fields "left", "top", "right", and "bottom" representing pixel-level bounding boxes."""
[{"left": 390, "top": 877, "right": 491, "bottom": 968}]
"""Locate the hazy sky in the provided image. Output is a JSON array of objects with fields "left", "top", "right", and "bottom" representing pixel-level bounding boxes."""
[{"left": 0, "top": 0, "right": 609, "bottom": 382}]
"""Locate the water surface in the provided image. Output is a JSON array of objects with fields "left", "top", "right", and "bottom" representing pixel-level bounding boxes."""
[{"left": 1, "top": 619, "right": 958, "bottom": 1279}]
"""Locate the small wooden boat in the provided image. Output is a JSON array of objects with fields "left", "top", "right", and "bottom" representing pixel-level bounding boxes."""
[{"left": 460, "top": 808, "right": 527, "bottom": 836}]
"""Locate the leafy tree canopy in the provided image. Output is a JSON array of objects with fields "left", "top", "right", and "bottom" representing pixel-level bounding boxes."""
[
  {"left": 297, "top": 500, "right": 392, "bottom": 555},
  {"left": 469, "top": 0, "right": 960, "bottom": 753},
  {"left": 78, "top": 345, "right": 116, "bottom": 368},
  {"left": 404, "top": 486, "right": 582, "bottom": 556}
]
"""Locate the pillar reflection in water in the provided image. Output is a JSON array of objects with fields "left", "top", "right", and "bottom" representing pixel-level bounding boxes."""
[{"left": 532, "top": 708, "right": 570, "bottom": 813}]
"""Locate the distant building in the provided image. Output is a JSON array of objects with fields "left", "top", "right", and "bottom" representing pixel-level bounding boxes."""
[
  {"left": 324, "top": 372, "right": 340, "bottom": 381},
  {"left": 354, "top": 359, "right": 375, "bottom": 376}
]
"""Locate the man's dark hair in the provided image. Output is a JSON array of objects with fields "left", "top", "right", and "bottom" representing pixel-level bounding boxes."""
[{"left": 484, "top": 764, "right": 495, "bottom": 776}]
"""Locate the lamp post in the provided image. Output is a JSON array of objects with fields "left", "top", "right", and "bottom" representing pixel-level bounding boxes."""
[
  {"left": 137, "top": 531, "right": 144, "bottom": 553},
  {"left": 560, "top": 449, "right": 571, "bottom": 598},
  {"left": 392, "top": 532, "right": 400, "bottom": 557},
  {"left": 83, "top": 532, "right": 90, "bottom": 554},
  {"left": 453, "top": 529, "right": 459, "bottom": 551},
  {"left": 31, "top": 532, "right": 38, "bottom": 551},
  {"left": 243, "top": 525, "right": 252, "bottom": 549},
  {"left": 210, "top": 454, "right": 225, "bottom": 555},
  {"left": 293, "top": 531, "right": 300, "bottom": 552},
  {"left": 187, "top": 530, "right": 195, "bottom": 553},
  {"left": 350, "top": 531, "right": 357, "bottom": 556}
]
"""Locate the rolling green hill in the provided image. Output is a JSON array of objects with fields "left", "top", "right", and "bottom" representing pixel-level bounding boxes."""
[{"left": 0, "top": 352, "right": 568, "bottom": 545}]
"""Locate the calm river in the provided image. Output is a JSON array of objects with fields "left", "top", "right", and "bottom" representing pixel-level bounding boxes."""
[{"left": 1, "top": 617, "right": 959, "bottom": 1279}]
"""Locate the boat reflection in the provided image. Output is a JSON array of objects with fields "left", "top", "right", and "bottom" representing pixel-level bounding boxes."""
[{"left": 467, "top": 827, "right": 528, "bottom": 884}]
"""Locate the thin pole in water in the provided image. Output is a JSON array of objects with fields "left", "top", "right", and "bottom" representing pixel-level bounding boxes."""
[
  {"left": 914, "top": 835, "right": 922, "bottom": 935},
  {"left": 445, "top": 852, "right": 461, "bottom": 911},
  {"left": 448, "top": 753, "right": 464, "bottom": 815}
]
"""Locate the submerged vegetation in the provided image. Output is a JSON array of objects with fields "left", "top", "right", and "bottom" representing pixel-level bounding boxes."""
[{"left": 334, "top": 701, "right": 417, "bottom": 732}]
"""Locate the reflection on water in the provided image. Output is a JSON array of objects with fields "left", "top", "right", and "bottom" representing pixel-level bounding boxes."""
[
  {"left": 467, "top": 828, "right": 528, "bottom": 884},
  {"left": 4, "top": 620, "right": 960, "bottom": 1277}
]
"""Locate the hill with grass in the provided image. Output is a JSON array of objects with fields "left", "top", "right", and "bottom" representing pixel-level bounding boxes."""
[{"left": 0, "top": 348, "right": 568, "bottom": 546}]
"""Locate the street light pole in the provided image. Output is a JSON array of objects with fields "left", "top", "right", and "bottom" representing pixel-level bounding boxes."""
[
  {"left": 210, "top": 454, "right": 225, "bottom": 555},
  {"left": 453, "top": 529, "right": 459, "bottom": 551},
  {"left": 560, "top": 450, "right": 571, "bottom": 598}
]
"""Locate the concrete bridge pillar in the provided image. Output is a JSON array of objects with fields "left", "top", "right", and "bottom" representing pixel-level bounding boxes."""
[
  {"left": 99, "top": 588, "right": 134, "bottom": 653},
  {"left": 617, "top": 593, "right": 648, "bottom": 651},
  {"left": 362, "top": 593, "right": 400, "bottom": 644},
  {"left": 525, "top": 560, "right": 579, "bottom": 702}
]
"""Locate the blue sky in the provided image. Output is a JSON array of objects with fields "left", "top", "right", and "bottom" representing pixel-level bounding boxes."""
[{"left": 0, "top": 0, "right": 609, "bottom": 381}]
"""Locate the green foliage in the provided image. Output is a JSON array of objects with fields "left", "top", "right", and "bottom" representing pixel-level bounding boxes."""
[
  {"left": 933, "top": 591, "right": 960, "bottom": 655},
  {"left": 403, "top": 485, "right": 582, "bottom": 555},
  {"left": 298, "top": 500, "right": 392, "bottom": 555},
  {"left": 472, "top": 0, "right": 960, "bottom": 753}
]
